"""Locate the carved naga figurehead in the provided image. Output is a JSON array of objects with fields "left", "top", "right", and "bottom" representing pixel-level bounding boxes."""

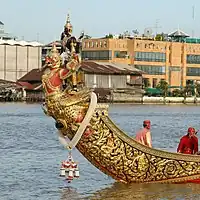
[{"left": 45, "top": 44, "right": 61, "bottom": 69}]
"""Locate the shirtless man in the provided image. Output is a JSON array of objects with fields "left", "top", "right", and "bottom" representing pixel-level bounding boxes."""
[{"left": 135, "top": 120, "right": 152, "bottom": 148}]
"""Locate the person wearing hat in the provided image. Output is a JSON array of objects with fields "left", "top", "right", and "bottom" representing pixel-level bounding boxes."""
[
  {"left": 177, "top": 127, "right": 198, "bottom": 154},
  {"left": 135, "top": 120, "right": 152, "bottom": 148}
]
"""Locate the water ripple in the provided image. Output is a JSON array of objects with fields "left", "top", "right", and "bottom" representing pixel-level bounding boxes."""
[{"left": 1, "top": 103, "right": 200, "bottom": 200}]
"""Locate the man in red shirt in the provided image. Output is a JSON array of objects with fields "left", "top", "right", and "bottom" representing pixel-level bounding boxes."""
[
  {"left": 135, "top": 120, "right": 152, "bottom": 148},
  {"left": 177, "top": 127, "right": 198, "bottom": 154}
]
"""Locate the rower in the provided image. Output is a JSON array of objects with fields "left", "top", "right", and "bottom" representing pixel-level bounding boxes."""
[
  {"left": 135, "top": 120, "right": 152, "bottom": 148},
  {"left": 177, "top": 127, "right": 198, "bottom": 155}
]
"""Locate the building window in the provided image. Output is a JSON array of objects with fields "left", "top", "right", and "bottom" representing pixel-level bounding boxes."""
[
  {"left": 114, "top": 51, "right": 128, "bottom": 58},
  {"left": 100, "top": 41, "right": 103, "bottom": 47},
  {"left": 134, "top": 52, "right": 166, "bottom": 62},
  {"left": 135, "top": 65, "right": 166, "bottom": 75},
  {"left": 82, "top": 50, "right": 112, "bottom": 60},
  {"left": 187, "top": 67, "right": 200, "bottom": 76},
  {"left": 90, "top": 42, "right": 94, "bottom": 48},
  {"left": 187, "top": 54, "right": 200, "bottom": 64}
]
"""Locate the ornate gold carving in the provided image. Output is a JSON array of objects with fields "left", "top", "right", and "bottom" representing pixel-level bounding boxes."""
[
  {"left": 42, "top": 20, "right": 200, "bottom": 184},
  {"left": 43, "top": 83, "right": 200, "bottom": 183}
]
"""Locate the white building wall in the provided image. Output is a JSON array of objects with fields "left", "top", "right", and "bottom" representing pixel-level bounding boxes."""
[
  {"left": 0, "top": 44, "right": 42, "bottom": 81},
  {"left": 6, "top": 45, "right": 16, "bottom": 81},
  {"left": 28, "top": 46, "right": 40, "bottom": 71},
  {"left": 17, "top": 46, "right": 28, "bottom": 80},
  {"left": 0, "top": 45, "right": 4, "bottom": 79},
  {"left": 84, "top": 74, "right": 127, "bottom": 89}
]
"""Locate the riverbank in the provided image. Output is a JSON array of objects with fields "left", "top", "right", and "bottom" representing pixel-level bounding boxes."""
[
  {"left": 112, "top": 96, "right": 200, "bottom": 104},
  {"left": 1, "top": 93, "right": 200, "bottom": 104},
  {"left": 142, "top": 96, "right": 200, "bottom": 104}
]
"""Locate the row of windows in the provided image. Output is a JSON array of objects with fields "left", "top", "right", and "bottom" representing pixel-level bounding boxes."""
[
  {"left": 83, "top": 41, "right": 108, "bottom": 48},
  {"left": 187, "top": 67, "right": 200, "bottom": 76},
  {"left": 187, "top": 55, "right": 200, "bottom": 64},
  {"left": 135, "top": 65, "right": 166, "bottom": 75},
  {"left": 82, "top": 50, "right": 112, "bottom": 60},
  {"left": 134, "top": 52, "right": 166, "bottom": 62}
]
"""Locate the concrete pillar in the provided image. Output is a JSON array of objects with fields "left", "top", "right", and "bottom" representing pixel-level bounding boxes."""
[
  {"left": 93, "top": 74, "right": 97, "bottom": 88},
  {"left": 108, "top": 75, "right": 111, "bottom": 88}
]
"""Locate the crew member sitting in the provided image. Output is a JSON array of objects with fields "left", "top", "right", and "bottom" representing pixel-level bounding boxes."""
[
  {"left": 177, "top": 127, "right": 198, "bottom": 154},
  {"left": 135, "top": 120, "right": 152, "bottom": 148}
]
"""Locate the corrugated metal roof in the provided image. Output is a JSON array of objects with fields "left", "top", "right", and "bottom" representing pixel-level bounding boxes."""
[
  {"left": 0, "top": 39, "right": 43, "bottom": 46},
  {"left": 81, "top": 61, "right": 144, "bottom": 75},
  {"left": 45, "top": 40, "right": 62, "bottom": 47},
  {"left": 18, "top": 61, "right": 144, "bottom": 83},
  {"left": 18, "top": 69, "right": 43, "bottom": 82},
  {"left": 168, "top": 29, "right": 189, "bottom": 37}
]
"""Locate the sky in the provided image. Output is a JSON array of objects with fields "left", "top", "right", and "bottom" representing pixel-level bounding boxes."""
[{"left": 0, "top": 0, "right": 199, "bottom": 44}]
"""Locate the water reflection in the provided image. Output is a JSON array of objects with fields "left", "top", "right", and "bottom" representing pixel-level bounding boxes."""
[
  {"left": 2, "top": 103, "right": 200, "bottom": 200},
  {"left": 87, "top": 182, "right": 200, "bottom": 200},
  {"left": 60, "top": 186, "right": 81, "bottom": 200}
]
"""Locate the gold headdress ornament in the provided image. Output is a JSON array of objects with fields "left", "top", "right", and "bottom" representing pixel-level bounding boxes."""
[
  {"left": 45, "top": 43, "right": 61, "bottom": 68},
  {"left": 65, "top": 14, "right": 73, "bottom": 33}
]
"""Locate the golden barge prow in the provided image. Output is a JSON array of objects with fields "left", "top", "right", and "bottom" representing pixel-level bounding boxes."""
[{"left": 42, "top": 15, "right": 200, "bottom": 184}]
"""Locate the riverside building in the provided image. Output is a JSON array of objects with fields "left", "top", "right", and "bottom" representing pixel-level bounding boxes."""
[
  {"left": 81, "top": 30, "right": 200, "bottom": 88},
  {"left": 0, "top": 21, "right": 43, "bottom": 81}
]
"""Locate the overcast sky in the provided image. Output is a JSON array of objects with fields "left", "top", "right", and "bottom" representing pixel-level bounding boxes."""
[{"left": 0, "top": 0, "right": 199, "bottom": 44}]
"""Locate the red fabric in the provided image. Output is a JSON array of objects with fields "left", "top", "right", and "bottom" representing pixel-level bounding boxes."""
[
  {"left": 188, "top": 127, "right": 195, "bottom": 134},
  {"left": 17, "top": 81, "right": 34, "bottom": 90},
  {"left": 143, "top": 120, "right": 151, "bottom": 129},
  {"left": 177, "top": 135, "right": 198, "bottom": 154}
]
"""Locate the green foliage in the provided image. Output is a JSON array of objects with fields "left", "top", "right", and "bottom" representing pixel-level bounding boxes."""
[
  {"left": 183, "top": 84, "right": 194, "bottom": 97},
  {"left": 156, "top": 80, "right": 169, "bottom": 97},
  {"left": 154, "top": 34, "right": 163, "bottom": 41},
  {"left": 105, "top": 33, "right": 113, "bottom": 38},
  {"left": 143, "top": 79, "right": 150, "bottom": 88},
  {"left": 195, "top": 83, "right": 200, "bottom": 97},
  {"left": 172, "top": 89, "right": 184, "bottom": 97},
  {"left": 84, "top": 35, "right": 92, "bottom": 39}
]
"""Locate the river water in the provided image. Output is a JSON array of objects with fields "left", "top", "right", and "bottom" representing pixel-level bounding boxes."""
[{"left": 1, "top": 103, "right": 200, "bottom": 200}]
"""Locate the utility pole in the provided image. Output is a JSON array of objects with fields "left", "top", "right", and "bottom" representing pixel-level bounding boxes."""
[
  {"left": 152, "top": 19, "right": 162, "bottom": 35},
  {"left": 37, "top": 33, "right": 39, "bottom": 42},
  {"left": 192, "top": 5, "right": 195, "bottom": 37}
]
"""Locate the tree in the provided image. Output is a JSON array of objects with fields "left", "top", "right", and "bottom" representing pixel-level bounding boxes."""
[
  {"left": 156, "top": 80, "right": 169, "bottom": 97},
  {"left": 105, "top": 33, "right": 113, "bottom": 38},
  {"left": 183, "top": 84, "right": 194, "bottom": 97},
  {"left": 172, "top": 89, "right": 183, "bottom": 97},
  {"left": 84, "top": 34, "right": 92, "bottom": 39}
]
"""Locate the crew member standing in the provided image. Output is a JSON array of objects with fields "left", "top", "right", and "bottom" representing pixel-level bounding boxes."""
[
  {"left": 135, "top": 120, "right": 152, "bottom": 148},
  {"left": 177, "top": 127, "right": 198, "bottom": 154}
]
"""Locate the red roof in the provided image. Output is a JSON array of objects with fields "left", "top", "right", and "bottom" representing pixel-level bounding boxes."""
[
  {"left": 18, "top": 69, "right": 43, "bottom": 82},
  {"left": 17, "top": 81, "right": 34, "bottom": 90}
]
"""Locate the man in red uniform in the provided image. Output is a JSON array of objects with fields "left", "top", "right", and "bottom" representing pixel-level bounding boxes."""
[
  {"left": 135, "top": 120, "right": 152, "bottom": 148},
  {"left": 177, "top": 127, "right": 198, "bottom": 154}
]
